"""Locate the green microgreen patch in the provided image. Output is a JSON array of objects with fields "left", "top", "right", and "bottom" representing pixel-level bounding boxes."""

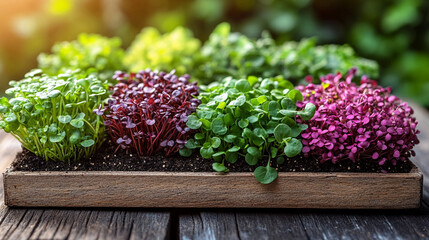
[
  {"left": 181, "top": 76, "right": 316, "bottom": 184},
  {"left": 0, "top": 69, "right": 109, "bottom": 162}
]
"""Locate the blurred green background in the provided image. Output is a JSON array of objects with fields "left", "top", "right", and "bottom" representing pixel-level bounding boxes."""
[{"left": 1, "top": 0, "right": 428, "bottom": 106}]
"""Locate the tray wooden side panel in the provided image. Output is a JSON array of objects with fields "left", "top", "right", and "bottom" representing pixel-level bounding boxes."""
[{"left": 3, "top": 167, "right": 422, "bottom": 209}]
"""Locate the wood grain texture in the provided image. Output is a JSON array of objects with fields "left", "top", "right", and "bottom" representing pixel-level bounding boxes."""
[
  {"left": 3, "top": 166, "right": 422, "bottom": 209},
  {"left": 179, "top": 209, "right": 429, "bottom": 240}
]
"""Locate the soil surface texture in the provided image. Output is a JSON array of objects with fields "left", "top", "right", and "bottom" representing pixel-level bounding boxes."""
[{"left": 12, "top": 141, "right": 413, "bottom": 173}]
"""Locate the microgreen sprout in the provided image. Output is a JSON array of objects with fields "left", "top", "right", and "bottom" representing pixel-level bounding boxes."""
[
  {"left": 182, "top": 76, "right": 315, "bottom": 184},
  {"left": 0, "top": 69, "right": 110, "bottom": 162}
]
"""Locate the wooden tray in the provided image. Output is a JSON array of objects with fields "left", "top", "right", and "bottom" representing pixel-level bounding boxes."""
[{"left": 3, "top": 162, "right": 423, "bottom": 209}]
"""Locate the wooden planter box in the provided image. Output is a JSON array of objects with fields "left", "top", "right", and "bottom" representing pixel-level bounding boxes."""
[{"left": 3, "top": 162, "right": 423, "bottom": 209}]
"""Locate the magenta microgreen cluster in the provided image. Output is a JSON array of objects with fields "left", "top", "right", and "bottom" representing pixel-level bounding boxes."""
[
  {"left": 99, "top": 70, "right": 200, "bottom": 156},
  {"left": 297, "top": 69, "right": 420, "bottom": 166}
]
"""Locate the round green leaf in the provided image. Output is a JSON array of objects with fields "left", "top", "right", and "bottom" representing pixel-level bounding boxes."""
[
  {"left": 247, "top": 146, "right": 261, "bottom": 158},
  {"left": 70, "top": 119, "right": 84, "bottom": 128},
  {"left": 227, "top": 146, "right": 240, "bottom": 152},
  {"left": 200, "top": 147, "right": 214, "bottom": 159},
  {"left": 225, "top": 152, "right": 238, "bottom": 163},
  {"left": 69, "top": 130, "right": 81, "bottom": 144},
  {"left": 277, "top": 157, "right": 285, "bottom": 165},
  {"left": 298, "top": 103, "right": 316, "bottom": 120},
  {"left": 238, "top": 119, "right": 249, "bottom": 128},
  {"left": 223, "top": 134, "right": 236, "bottom": 143},
  {"left": 245, "top": 153, "right": 259, "bottom": 165},
  {"left": 274, "top": 123, "right": 292, "bottom": 142},
  {"left": 211, "top": 137, "right": 222, "bottom": 148},
  {"left": 179, "top": 148, "right": 192, "bottom": 157},
  {"left": 48, "top": 90, "right": 61, "bottom": 98},
  {"left": 254, "top": 166, "right": 278, "bottom": 184},
  {"left": 235, "top": 79, "right": 251, "bottom": 92},
  {"left": 211, "top": 118, "right": 227, "bottom": 135},
  {"left": 49, "top": 131, "right": 66, "bottom": 143},
  {"left": 80, "top": 139, "right": 95, "bottom": 148},
  {"left": 229, "top": 95, "right": 246, "bottom": 106},
  {"left": 247, "top": 76, "right": 258, "bottom": 86},
  {"left": 4, "top": 113, "right": 17, "bottom": 123},
  {"left": 212, "top": 162, "right": 227, "bottom": 172},
  {"left": 185, "top": 139, "right": 198, "bottom": 149},
  {"left": 186, "top": 115, "right": 202, "bottom": 129},
  {"left": 214, "top": 93, "right": 228, "bottom": 102},
  {"left": 287, "top": 89, "right": 303, "bottom": 103},
  {"left": 268, "top": 101, "right": 280, "bottom": 117},
  {"left": 58, "top": 115, "right": 72, "bottom": 124},
  {"left": 212, "top": 151, "right": 225, "bottom": 157},
  {"left": 257, "top": 95, "right": 268, "bottom": 104},
  {"left": 194, "top": 133, "right": 205, "bottom": 140},
  {"left": 284, "top": 138, "right": 303, "bottom": 157}
]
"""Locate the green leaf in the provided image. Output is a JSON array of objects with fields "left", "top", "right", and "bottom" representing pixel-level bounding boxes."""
[
  {"left": 211, "top": 137, "right": 221, "bottom": 148},
  {"left": 223, "top": 134, "right": 236, "bottom": 143},
  {"left": 287, "top": 89, "right": 303, "bottom": 103},
  {"left": 186, "top": 115, "right": 202, "bottom": 129},
  {"left": 298, "top": 103, "right": 316, "bottom": 120},
  {"left": 247, "top": 115, "right": 259, "bottom": 123},
  {"left": 48, "top": 90, "right": 61, "bottom": 98},
  {"left": 224, "top": 113, "right": 234, "bottom": 126},
  {"left": 212, "top": 151, "right": 225, "bottom": 157},
  {"left": 217, "top": 102, "right": 227, "bottom": 109},
  {"left": 247, "top": 76, "right": 258, "bottom": 87},
  {"left": 4, "top": 113, "right": 17, "bottom": 123},
  {"left": 268, "top": 101, "right": 280, "bottom": 117},
  {"left": 225, "top": 152, "right": 238, "bottom": 163},
  {"left": 227, "top": 146, "right": 240, "bottom": 152},
  {"left": 277, "top": 157, "right": 285, "bottom": 164},
  {"left": 76, "top": 113, "right": 85, "bottom": 119},
  {"left": 70, "top": 119, "right": 84, "bottom": 128},
  {"left": 245, "top": 153, "right": 259, "bottom": 165},
  {"left": 281, "top": 98, "right": 296, "bottom": 110},
  {"left": 235, "top": 79, "right": 251, "bottom": 92},
  {"left": 257, "top": 95, "right": 268, "bottom": 104},
  {"left": 69, "top": 130, "right": 81, "bottom": 144},
  {"left": 195, "top": 133, "right": 205, "bottom": 140},
  {"left": 254, "top": 166, "right": 278, "bottom": 184},
  {"left": 58, "top": 115, "right": 72, "bottom": 124},
  {"left": 185, "top": 139, "right": 198, "bottom": 149},
  {"left": 247, "top": 146, "right": 261, "bottom": 157},
  {"left": 274, "top": 124, "right": 292, "bottom": 142},
  {"left": 211, "top": 118, "right": 227, "bottom": 135},
  {"left": 80, "top": 139, "right": 95, "bottom": 147},
  {"left": 179, "top": 148, "right": 192, "bottom": 157},
  {"left": 49, "top": 131, "right": 66, "bottom": 143},
  {"left": 270, "top": 147, "right": 278, "bottom": 158},
  {"left": 284, "top": 138, "right": 303, "bottom": 157},
  {"left": 200, "top": 147, "right": 214, "bottom": 159},
  {"left": 214, "top": 93, "right": 228, "bottom": 102},
  {"left": 238, "top": 119, "right": 249, "bottom": 128},
  {"left": 213, "top": 162, "right": 227, "bottom": 172},
  {"left": 229, "top": 95, "right": 246, "bottom": 106}
]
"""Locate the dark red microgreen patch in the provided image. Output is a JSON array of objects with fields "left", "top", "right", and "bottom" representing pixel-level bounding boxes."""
[{"left": 100, "top": 70, "right": 200, "bottom": 156}]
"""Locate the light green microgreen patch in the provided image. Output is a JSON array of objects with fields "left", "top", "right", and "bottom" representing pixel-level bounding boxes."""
[
  {"left": 37, "top": 33, "right": 124, "bottom": 82},
  {"left": 182, "top": 76, "right": 316, "bottom": 184},
  {"left": 0, "top": 69, "right": 109, "bottom": 162}
]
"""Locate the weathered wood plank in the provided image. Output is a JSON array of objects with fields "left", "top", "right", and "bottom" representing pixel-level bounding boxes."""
[
  {"left": 3, "top": 167, "right": 422, "bottom": 209},
  {"left": 299, "top": 210, "right": 429, "bottom": 240},
  {"left": 180, "top": 212, "right": 241, "bottom": 240},
  {"left": 234, "top": 211, "right": 308, "bottom": 240}
]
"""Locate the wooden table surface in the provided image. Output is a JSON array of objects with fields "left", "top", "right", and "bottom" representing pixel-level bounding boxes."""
[{"left": 0, "top": 103, "right": 428, "bottom": 240}]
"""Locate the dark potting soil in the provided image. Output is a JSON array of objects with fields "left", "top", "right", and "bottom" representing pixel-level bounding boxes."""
[{"left": 12, "top": 141, "right": 413, "bottom": 173}]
